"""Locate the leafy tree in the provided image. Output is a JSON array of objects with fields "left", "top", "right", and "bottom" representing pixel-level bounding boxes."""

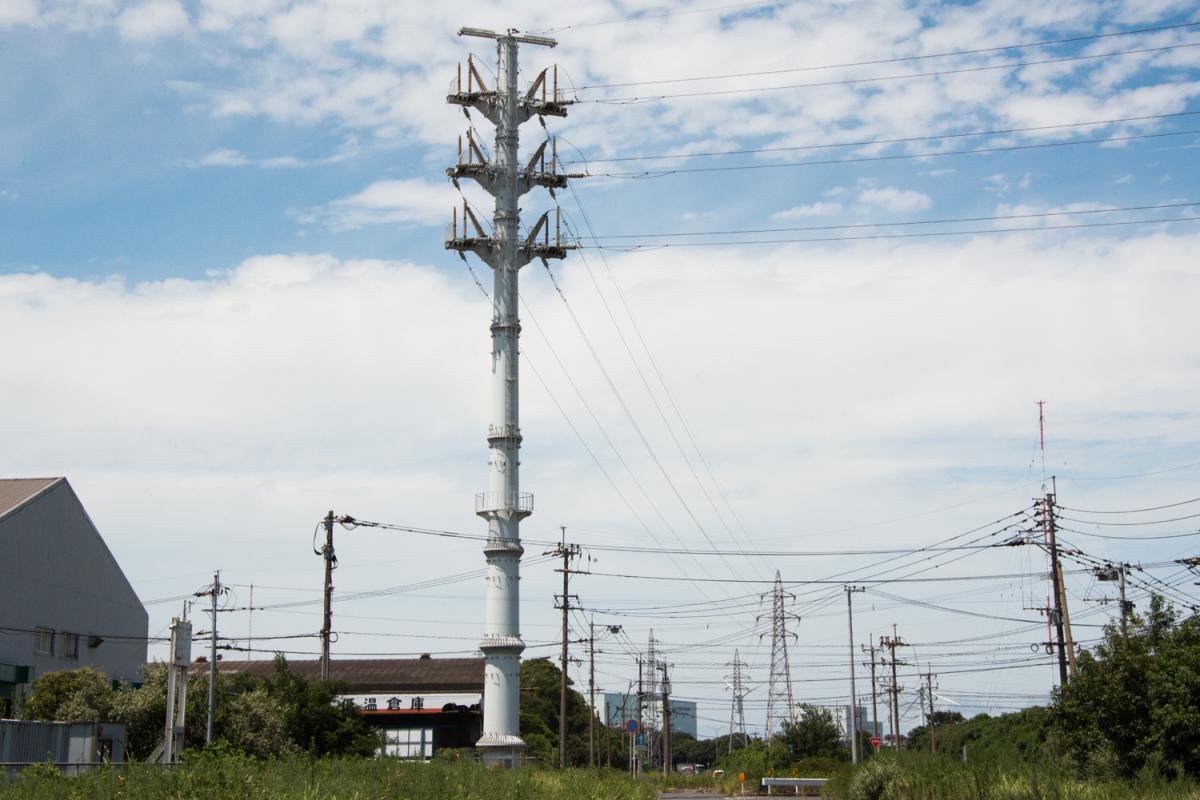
[
  {"left": 22, "top": 666, "right": 111, "bottom": 722},
  {"left": 517, "top": 658, "right": 594, "bottom": 766},
  {"left": 232, "top": 655, "right": 379, "bottom": 758},
  {"left": 1051, "top": 596, "right": 1175, "bottom": 778},
  {"left": 779, "top": 705, "right": 847, "bottom": 761}
]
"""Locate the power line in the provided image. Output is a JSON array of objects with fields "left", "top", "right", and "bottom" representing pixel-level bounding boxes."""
[
  {"left": 562, "top": 111, "right": 1200, "bottom": 164},
  {"left": 575, "top": 21, "right": 1200, "bottom": 89},
  {"left": 1057, "top": 496, "right": 1200, "bottom": 514},
  {"left": 589, "top": 127, "right": 1200, "bottom": 179},
  {"left": 586, "top": 201, "right": 1199, "bottom": 240},
  {"left": 1057, "top": 511, "right": 1200, "bottom": 526},
  {"left": 586, "top": 216, "right": 1200, "bottom": 250},
  {"left": 581, "top": 42, "right": 1200, "bottom": 102}
]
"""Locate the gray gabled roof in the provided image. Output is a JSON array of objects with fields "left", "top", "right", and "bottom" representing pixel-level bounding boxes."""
[
  {"left": 0, "top": 478, "right": 63, "bottom": 521},
  {"left": 204, "top": 657, "right": 485, "bottom": 693}
]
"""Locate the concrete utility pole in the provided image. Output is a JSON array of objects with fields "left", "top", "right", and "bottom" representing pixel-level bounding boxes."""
[
  {"left": 161, "top": 608, "right": 192, "bottom": 763},
  {"left": 923, "top": 670, "right": 937, "bottom": 753},
  {"left": 548, "top": 527, "right": 581, "bottom": 769},
  {"left": 845, "top": 586, "right": 864, "bottom": 763},
  {"left": 861, "top": 639, "right": 879, "bottom": 750},
  {"left": 880, "top": 627, "right": 907, "bottom": 747},
  {"left": 319, "top": 510, "right": 336, "bottom": 681},
  {"left": 588, "top": 617, "right": 596, "bottom": 767},
  {"left": 660, "top": 661, "right": 671, "bottom": 777},
  {"left": 197, "top": 571, "right": 223, "bottom": 744},
  {"left": 636, "top": 658, "right": 644, "bottom": 777},
  {"left": 447, "top": 25, "right": 575, "bottom": 769}
]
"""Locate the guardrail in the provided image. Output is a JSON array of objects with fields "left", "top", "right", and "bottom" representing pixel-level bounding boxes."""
[{"left": 761, "top": 777, "right": 828, "bottom": 796}]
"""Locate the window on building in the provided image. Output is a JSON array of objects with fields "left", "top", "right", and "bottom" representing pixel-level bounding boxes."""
[
  {"left": 60, "top": 632, "right": 79, "bottom": 659},
  {"left": 34, "top": 628, "right": 54, "bottom": 655},
  {"left": 381, "top": 728, "right": 433, "bottom": 759}
]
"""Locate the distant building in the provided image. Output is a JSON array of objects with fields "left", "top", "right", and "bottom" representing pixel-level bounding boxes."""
[
  {"left": 212, "top": 656, "right": 483, "bottom": 758},
  {"left": 0, "top": 478, "right": 148, "bottom": 716},
  {"left": 602, "top": 692, "right": 698, "bottom": 739}
]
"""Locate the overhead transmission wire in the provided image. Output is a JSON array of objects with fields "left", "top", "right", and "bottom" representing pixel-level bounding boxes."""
[
  {"left": 562, "top": 110, "right": 1200, "bottom": 165},
  {"left": 585, "top": 202, "right": 1199, "bottom": 241},
  {"left": 559, "top": 174, "right": 776, "bottom": 581},
  {"left": 451, "top": 220, "right": 750, "bottom": 616},
  {"left": 573, "top": 21, "right": 1200, "bottom": 89},
  {"left": 1058, "top": 495, "right": 1200, "bottom": 513},
  {"left": 585, "top": 128, "right": 1200, "bottom": 180},
  {"left": 538, "top": 257, "right": 761, "bottom": 590},
  {"left": 586, "top": 216, "right": 1200, "bottom": 250},
  {"left": 579, "top": 41, "right": 1200, "bottom": 103}
]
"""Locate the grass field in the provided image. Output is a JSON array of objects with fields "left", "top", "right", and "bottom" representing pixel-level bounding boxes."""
[
  {"left": 1, "top": 757, "right": 655, "bottom": 800},
  {"left": 4, "top": 754, "right": 1196, "bottom": 800}
]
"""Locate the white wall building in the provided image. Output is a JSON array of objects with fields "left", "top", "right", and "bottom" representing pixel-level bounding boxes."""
[{"left": 0, "top": 478, "right": 147, "bottom": 715}]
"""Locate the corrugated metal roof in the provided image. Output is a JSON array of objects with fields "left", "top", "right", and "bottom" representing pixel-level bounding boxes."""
[
  {"left": 0, "top": 478, "right": 62, "bottom": 520},
  {"left": 201, "top": 657, "right": 485, "bottom": 693}
]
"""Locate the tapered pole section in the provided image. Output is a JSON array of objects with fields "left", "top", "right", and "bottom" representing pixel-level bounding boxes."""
[
  {"left": 476, "top": 32, "right": 529, "bottom": 768},
  {"left": 320, "top": 510, "right": 334, "bottom": 681}
]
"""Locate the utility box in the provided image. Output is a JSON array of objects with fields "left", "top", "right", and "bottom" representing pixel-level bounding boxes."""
[{"left": 0, "top": 719, "right": 126, "bottom": 777}]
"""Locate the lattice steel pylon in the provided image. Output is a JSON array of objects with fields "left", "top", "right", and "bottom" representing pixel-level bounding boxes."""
[
  {"left": 761, "top": 571, "right": 797, "bottom": 739},
  {"left": 445, "top": 26, "right": 577, "bottom": 769},
  {"left": 725, "top": 648, "right": 750, "bottom": 753}
]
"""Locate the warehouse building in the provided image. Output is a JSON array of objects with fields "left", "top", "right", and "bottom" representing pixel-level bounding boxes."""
[
  {"left": 213, "top": 656, "right": 483, "bottom": 758},
  {"left": 0, "top": 478, "right": 148, "bottom": 716}
]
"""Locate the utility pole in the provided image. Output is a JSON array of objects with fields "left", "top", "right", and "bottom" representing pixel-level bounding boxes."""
[
  {"left": 923, "top": 670, "right": 937, "bottom": 754},
  {"left": 726, "top": 649, "right": 749, "bottom": 755},
  {"left": 845, "top": 586, "right": 864, "bottom": 763},
  {"left": 636, "top": 658, "right": 644, "bottom": 778},
  {"left": 548, "top": 527, "right": 581, "bottom": 769},
  {"left": 861, "top": 639, "right": 879, "bottom": 750},
  {"left": 1036, "top": 402, "right": 1075, "bottom": 685},
  {"left": 762, "top": 572, "right": 797, "bottom": 739},
  {"left": 161, "top": 607, "right": 192, "bottom": 763},
  {"left": 196, "top": 571, "right": 224, "bottom": 745},
  {"left": 660, "top": 660, "right": 671, "bottom": 777},
  {"left": 319, "top": 510, "right": 336, "bottom": 681},
  {"left": 880, "top": 627, "right": 907, "bottom": 747},
  {"left": 1051, "top": 477, "right": 1076, "bottom": 677},
  {"left": 588, "top": 617, "right": 596, "bottom": 767},
  {"left": 447, "top": 25, "right": 576, "bottom": 769}
]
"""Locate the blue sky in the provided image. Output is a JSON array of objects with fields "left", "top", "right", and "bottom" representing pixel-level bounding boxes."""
[{"left": 3, "top": 0, "right": 1200, "bottom": 738}]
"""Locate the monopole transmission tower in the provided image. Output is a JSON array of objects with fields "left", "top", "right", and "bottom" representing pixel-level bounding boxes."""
[{"left": 445, "top": 26, "right": 577, "bottom": 768}]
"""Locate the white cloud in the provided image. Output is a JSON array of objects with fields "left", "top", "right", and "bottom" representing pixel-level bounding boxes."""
[
  {"left": 0, "top": 0, "right": 37, "bottom": 27},
  {"left": 770, "top": 202, "right": 842, "bottom": 220},
  {"left": 0, "top": 189, "right": 17, "bottom": 201},
  {"left": 296, "top": 178, "right": 455, "bottom": 230},
  {"left": 5, "top": 230, "right": 1200, "bottom": 733},
  {"left": 194, "top": 148, "right": 249, "bottom": 167},
  {"left": 857, "top": 187, "right": 932, "bottom": 213},
  {"left": 116, "top": 0, "right": 188, "bottom": 41}
]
